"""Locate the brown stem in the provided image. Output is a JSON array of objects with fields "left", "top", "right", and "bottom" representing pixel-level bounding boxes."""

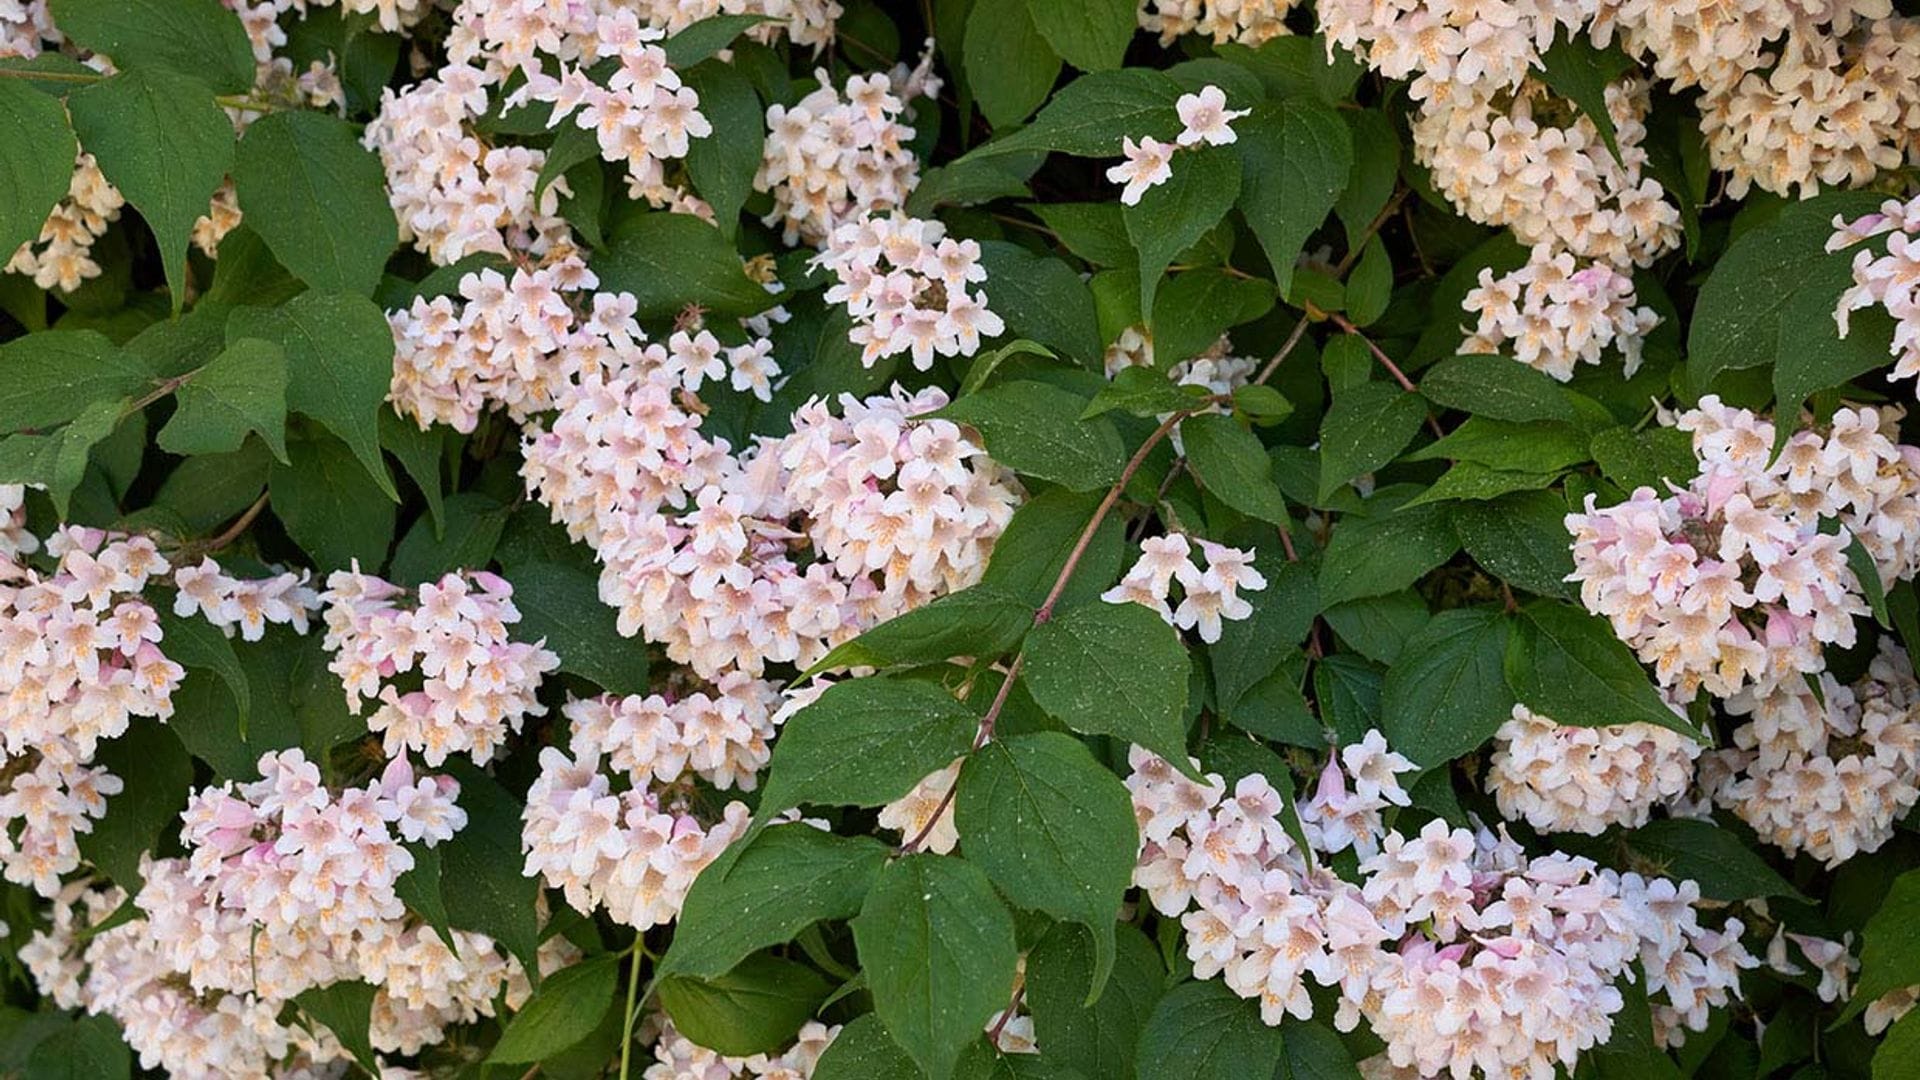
[
  {"left": 1034, "top": 409, "right": 1190, "bottom": 625},
  {"left": 1328, "top": 314, "right": 1445, "bottom": 439},
  {"left": 1253, "top": 317, "right": 1312, "bottom": 387},
  {"left": 899, "top": 655, "right": 1024, "bottom": 855},
  {"left": 986, "top": 984, "right": 1026, "bottom": 1050},
  {"left": 124, "top": 370, "right": 198, "bottom": 416},
  {"left": 207, "top": 493, "right": 269, "bottom": 552},
  {"left": 1331, "top": 188, "right": 1412, "bottom": 278}
]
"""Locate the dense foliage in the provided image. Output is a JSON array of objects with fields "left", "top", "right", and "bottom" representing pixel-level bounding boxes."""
[{"left": 3, "top": 0, "right": 1920, "bottom": 1077}]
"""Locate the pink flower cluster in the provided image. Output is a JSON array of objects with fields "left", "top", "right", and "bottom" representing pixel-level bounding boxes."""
[
  {"left": 1319, "top": 0, "right": 1590, "bottom": 105},
  {"left": 1128, "top": 741, "right": 1755, "bottom": 1074},
  {"left": 1487, "top": 703, "right": 1701, "bottom": 835},
  {"left": 521, "top": 11, "right": 711, "bottom": 200},
  {"left": 1567, "top": 396, "right": 1920, "bottom": 701},
  {"left": 816, "top": 212, "right": 1004, "bottom": 370},
  {"left": 758, "top": 65, "right": 933, "bottom": 245},
  {"left": 1831, "top": 194, "right": 1920, "bottom": 399},
  {"left": 1461, "top": 244, "right": 1662, "bottom": 380},
  {"left": 171, "top": 556, "right": 320, "bottom": 641},
  {"left": 0, "top": 528, "right": 181, "bottom": 896},
  {"left": 521, "top": 743, "right": 752, "bottom": 930},
  {"left": 561, "top": 672, "right": 785, "bottom": 791},
  {"left": 3, "top": 151, "right": 124, "bottom": 293},
  {"left": 390, "top": 254, "right": 781, "bottom": 433},
  {"left": 1706, "top": 638, "right": 1920, "bottom": 866},
  {"left": 1101, "top": 534, "right": 1268, "bottom": 643},
  {"left": 364, "top": 62, "right": 572, "bottom": 264},
  {"left": 642, "top": 1015, "right": 841, "bottom": 1080},
  {"left": 1139, "top": 0, "right": 1297, "bottom": 45},
  {"left": 525, "top": 376, "right": 1020, "bottom": 682},
  {"left": 321, "top": 568, "right": 560, "bottom": 765}
]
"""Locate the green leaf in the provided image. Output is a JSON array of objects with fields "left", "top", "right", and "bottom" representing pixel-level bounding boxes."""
[
  {"left": 1153, "top": 270, "right": 1277, "bottom": 368},
  {"left": 761, "top": 676, "right": 980, "bottom": 816},
  {"left": 964, "top": 0, "right": 1060, "bottom": 128},
  {"left": 1136, "top": 980, "right": 1285, "bottom": 1080},
  {"left": 1317, "top": 500, "right": 1460, "bottom": 608},
  {"left": 853, "top": 854, "right": 1020, "bottom": 1080},
  {"left": 659, "top": 953, "right": 833, "bottom": 1058},
  {"left": 1619, "top": 819, "right": 1805, "bottom": 903},
  {"left": 981, "top": 488, "right": 1128, "bottom": 609},
  {"left": 503, "top": 559, "right": 650, "bottom": 695},
  {"left": 1216, "top": 35, "right": 1363, "bottom": 104},
  {"left": 228, "top": 291, "right": 400, "bottom": 499},
  {"left": 1847, "top": 869, "right": 1920, "bottom": 1024},
  {"left": 814, "top": 1013, "right": 920, "bottom": 1080},
  {"left": 439, "top": 760, "right": 544, "bottom": 976},
  {"left": 682, "top": 61, "right": 764, "bottom": 238},
  {"left": 1536, "top": 33, "right": 1634, "bottom": 163},
  {"left": 65, "top": 68, "right": 234, "bottom": 312},
  {"left": 1026, "top": 0, "right": 1133, "bottom": 71},
  {"left": 1775, "top": 293, "right": 1896, "bottom": 428},
  {"left": 937, "top": 381, "right": 1126, "bottom": 491},
  {"left": 1451, "top": 491, "right": 1577, "bottom": 599},
  {"left": 0, "top": 79, "right": 77, "bottom": 262},
  {"left": 269, "top": 431, "right": 397, "bottom": 572},
  {"left": 158, "top": 607, "right": 252, "bottom": 732},
  {"left": 1686, "top": 191, "right": 1882, "bottom": 388},
  {"left": 489, "top": 955, "right": 620, "bottom": 1064},
  {"left": 665, "top": 825, "right": 891, "bottom": 979},
  {"left": 23, "top": 1014, "right": 130, "bottom": 1080},
  {"left": 907, "top": 157, "right": 1036, "bottom": 216},
  {"left": 976, "top": 241, "right": 1104, "bottom": 364},
  {"left": 965, "top": 69, "right": 1181, "bottom": 159},
  {"left": 806, "top": 585, "right": 1034, "bottom": 677},
  {"left": 1032, "top": 202, "right": 1133, "bottom": 266},
  {"left": 1276, "top": 1019, "right": 1361, "bottom": 1080},
  {"left": 378, "top": 410, "right": 445, "bottom": 535},
  {"left": 1379, "top": 609, "right": 1514, "bottom": 766},
  {"left": 49, "top": 0, "right": 255, "bottom": 94},
  {"left": 1182, "top": 412, "right": 1291, "bottom": 525},
  {"left": 1419, "top": 354, "right": 1576, "bottom": 422},
  {"left": 1025, "top": 922, "right": 1163, "bottom": 1078},
  {"left": 152, "top": 442, "right": 271, "bottom": 533},
  {"left": 0, "top": 330, "right": 154, "bottom": 434},
  {"left": 232, "top": 109, "right": 397, "bottom": 295},
  {"left": 595, "top": 212, "right": 775, "bottom": 319},
  {"left": 1024, "top": 600, "right": 1191, "bottom": 769},
  {"left": 387, "top": 491, "right": 508, "bottom": 585},
  {"left": 1212, "top": 558, "right": 1317, "bottom": 710},
  {"left": 660, "top": 13, "right": 774, "bottom": 67},
  {"left": 1589, "top": 426, "right": 1698, "bottom": 492},
  {"left": 157, "top": 337, "right": 288, "bottom": 461},
  {"left": 392, "top": 842, "right": 456, "bottom": 953},
  {"left": 1335, "top": 110, "right": 1400, "bottom": 248},
  {"left": 955, "top": 732, "right": 1138, "bottom": 997},
  {"left": 1317, "top": 381, "right": 1424, "bottom": 501},
  {"left": 1848, "top": 532, "right": 1891, "bottom": 629},
  {"left": 1505, "top": 600, "right": 1703, "bottom": 742},
  {"left": 1344, "top": 237, "right": 1392, "bottom": 327},
  {"left": 1125, "top": 145, "right": 1241, "bottom": 318},
  {"left": 76, "top": 722, "right": 192, "bottom": 890},
  {"left": 1235, "top": 98, "right": 1352, "bottom": 294},
  {"left": 1082, "top": 366, "right": 1209, "bottom": 420},
  {"left": 1402, "top": 462, "right": 1558, "bottom": 506},
  {"left": 1405, "top": 417, "right": 1590, "bottom": 473},
  {"left": 1878, "top": 1010, "right": 1920, "bottom": 1080},
  {"left": 0, "top": 396, "right": 124, "bottom": 517},
  {"left": 295, "top": 981, "right": 381, "bottom": 1075}
]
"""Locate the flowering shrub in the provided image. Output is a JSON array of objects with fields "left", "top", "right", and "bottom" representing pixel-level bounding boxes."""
[{"left": 6, "top": 0, "right": 1920, "bottom": 1077}]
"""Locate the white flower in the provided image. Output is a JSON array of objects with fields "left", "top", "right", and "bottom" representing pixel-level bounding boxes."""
[
  {"left": 1107, "top": 135, "right": 1176, "bottom": 205},
  {"left": 1175, "top": 85, "right": 1248, "bottom": 146}
]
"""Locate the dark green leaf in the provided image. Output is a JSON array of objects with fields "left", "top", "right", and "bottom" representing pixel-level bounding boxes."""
[
  {"left": 683, "top": 61, "right": 764, "bottom": 237},
  {"left": 1027, "top": 0, "right": 1133, "bottom": 71},
  {"left": 65, "top": 68, "right": 234, "bottom": 312},
  {"left": 1505, "top": 600, "right": 1703, "bottom": 741},
  {"left": 1318, "top": 381, "right": 1424, "bottom": 501},
  {"left": 233, "top": 110, "right": 397, "bottom": 295},
  {"left": 49, "top": 0, "right": 255, "bottom": 93},
  {"left": 853, "top": 854, "right": 1019, "bottom": 1080},
  {"left": 965, "top": 69, "right": 1181, "bottom": 159},
  {"left": 806, "top": 585, "right": 1034, "bottom": 677},
  {"left": 156, "top": 337, "right": 288, "bottom": 460},
  {"left": 761, "top": 677, "right": 980, "bottom": 815},
  {"left": 1589, "top": 426, "right": 1698, "bottom": 492},
  {"left": 1451, "top": 491, "right": 1577, "bottom": 599},
  {"left": 1183, "top": 412, "right": 1291, "bottom": 525},
  {"left": 1620, "top": 819, "right": 1805, "bottom": 903},
  {"left": 976, "top": 241, "right": 1104, "bottom": 364},
  {"left": 0, "top": 330, "right": 154, "bottom": 434},
  {"left": 229, "top": 291, "right": 401, "bottom": 498},
  {"left": 1136, "top": 979, "right": 1285, "bottom": 1080},
  {"left": 660, "top": 13, "right": 774, "bottom": 66},
  {"left": 439, "top": 760, "right": 544, "bottom": 976},
  {"left": 76, "top": 722, "right": 192, "bottom": 890},
  {"left": 295, "top": 981, "right": 380, "bottom": 1075},
  {"left": 1536, "top": 33, "right": 1634, "bottom": 162},
  {"left": 1418, "top": 354, "right": 1575, "bottom": 422},
  {"left": 1235, "top": 98, "right": 1352, "bottom": 294},
  {"left": 965, "top": 0, "right": 1060, "bottom": 128},
  {"left": 1024, "top": 600, "right": 1192, "bottom": 769},
  {"left": 489, "top": 956, "right": 620, "bottom": 1064},
  {"left": 0, "top": 79, "right": 77, "bottom": 262},
  {"left": 937, "top": 381, "right": 1126, "bottom": 491},
  {"left": 23, "top": 1014, "right": 130, "bottom": 1080},
  {"left": 980, "top": 488, "right": 1128, "bottom": 609},
  {"left": 1026, "top": 922, "right": 1164, "bottom": 1079},
  {"left": 660, "top": 953, "right": 833, "bottom": 1058},
  {"left": 1379, "top": 609, "right": 1514, "bottom": 766},
  {"left": 158, "top": 607, "right": 251, "bottom": 732},
  {"left": 1125, "top": 145, "right": 1241, "bottom": 317},
  {"left": 955, "top": 732, "right": 1138, "bottom": 997},
  {"left": 1082, "top": 366, "right": 1209, "bottom": 420},
  {"left": 1317, "top": 500, "right": 1459, "bottom": 607},
  {"left": 665, "top": 825, "right": 891, "bottom": 979},
  {"left": 596, "top": 212, "right": 775, "bottom": 319},
  {"left": 814, "top": 1013, "right": 920, "bottom": 1080},
  {"left": 269, "top": 431, "right": 397, "bottom": 571}
]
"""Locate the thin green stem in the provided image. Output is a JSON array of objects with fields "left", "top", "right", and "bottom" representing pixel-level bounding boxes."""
[{"left": 617, "top": 940, "right": 646, "bottom": 1080}]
